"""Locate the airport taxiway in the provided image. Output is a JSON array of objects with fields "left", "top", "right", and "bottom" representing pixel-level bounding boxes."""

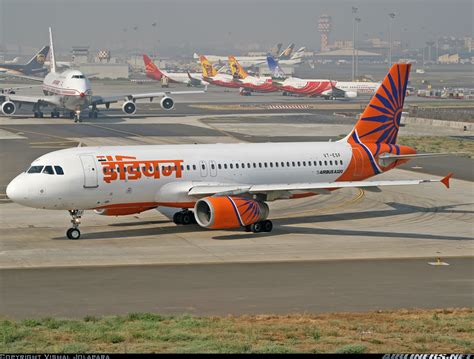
[{"left": 2, "top": 257, "right": 472, "bottom": 319}]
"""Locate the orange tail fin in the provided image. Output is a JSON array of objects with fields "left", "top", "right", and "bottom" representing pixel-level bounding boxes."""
[{"left": 350, "top": 63, "right": 411, "bottom": 145}]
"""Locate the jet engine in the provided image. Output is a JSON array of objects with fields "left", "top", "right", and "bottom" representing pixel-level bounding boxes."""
[
  {"left": 345, "top": 91, "right": 357, "bottom": 98},
  {"left": 194, "top": 196, "right": 269, "bottom": 229},
  {"left": 160, "top": 96, "right": 174, "bottom": 110},
  {"left": 122, "top": 101, "right": 136, "bottom": 115},
  {"left": 1, "top": 101, "right": 16, "bottom": 115}
]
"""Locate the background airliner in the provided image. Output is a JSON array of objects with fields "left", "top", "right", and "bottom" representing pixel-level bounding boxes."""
[
  {"left": 6, "top": 63, "right": 452, "bottom": 240},
  {"left": 0, "top": 28, "right": 204, "bottom": 121},
  {"left": 199, "top": 55, "right": 240, "bottom": 88},
  {"left": 194, "top": 44, "right": 305, "bottom": 67},
  {"left": 228, "top": 56, "right": 278, "bottom": 93},
  {"left": 0, "top": 46, "right": 49, "bottom": 77},
  {"left": 267, "top": 56, "right": 380, "bottom": 99},
  {"left": 143, "top": 54, "right": 207, "bottom": 87}
]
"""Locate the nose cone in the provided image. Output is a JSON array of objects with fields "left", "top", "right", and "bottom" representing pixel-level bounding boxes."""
[{"left": 6, "top": 176, "right": 27, "bottom": 203}]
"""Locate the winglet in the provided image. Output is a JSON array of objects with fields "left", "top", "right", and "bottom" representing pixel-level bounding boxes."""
[{"left": 441, "top": 173, "right": 453, "bottom": 189}]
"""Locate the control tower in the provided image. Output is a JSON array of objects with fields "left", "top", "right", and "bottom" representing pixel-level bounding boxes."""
[{"left": 318, "top": 14, "right": 332, "bottom": 52}]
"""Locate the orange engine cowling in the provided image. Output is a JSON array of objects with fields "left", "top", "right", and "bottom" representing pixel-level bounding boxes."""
[{"left": 194, "top": 196, "right": 269, "bottom": 229}]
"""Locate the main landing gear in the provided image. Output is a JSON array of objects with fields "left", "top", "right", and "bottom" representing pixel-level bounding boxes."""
[
  {"left": 245, "top": 220, "right": 273, "bottom": 233},
  {"left": 173, "top": 210, "right": 196, "bottom": 225},
  {"left": 50, "top": 110, "right": 60, "bottom": 118},
  {"left": 66, "top": 209, "right": 83, "bottom": 239}
]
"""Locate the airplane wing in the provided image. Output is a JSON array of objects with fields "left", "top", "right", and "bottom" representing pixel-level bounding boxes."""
[
  {"left": 187, "top": 174, "right": 453, "bottom": 200},
  {"left": 91, "top": 89, "right": 205, "bottom": 106},
  {"left": 1, "top": 93, "right": 62, "bottom": 107},
  {"left": 1, "top": 84, "right": 42, "bottom": 94}
]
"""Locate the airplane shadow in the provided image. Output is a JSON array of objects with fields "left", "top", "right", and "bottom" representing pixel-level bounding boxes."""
[{"left": 51, "top": 202, "right": 474, "bottom": 241}]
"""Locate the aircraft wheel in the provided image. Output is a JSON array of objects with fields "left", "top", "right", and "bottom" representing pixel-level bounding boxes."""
[
  {"left": 173, "top": 212, "right": 183, "bottom": 225},
  {"left": 66, "top": 228, "right": 81, "bottom": 240},
  {"left": 263, "top": 220, "right": 273, "bottom": 232},
  {"left": 182, "top": 212, "right": 192, "bottom": 225},
  {"left": 251, "top": 222, "right": 263, "bottom": 233}
]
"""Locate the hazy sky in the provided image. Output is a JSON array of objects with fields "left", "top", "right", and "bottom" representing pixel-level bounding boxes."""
[{"left": 0, "top": 0, "right": 472, "bottom": 56}]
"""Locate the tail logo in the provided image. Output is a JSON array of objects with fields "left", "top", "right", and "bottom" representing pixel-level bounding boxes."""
[
  {"left": 36, "top": 54, "right": 46, "bottom": 64},
  {"left": 357, "top": 64, "right": 410, "bottom": 144}
]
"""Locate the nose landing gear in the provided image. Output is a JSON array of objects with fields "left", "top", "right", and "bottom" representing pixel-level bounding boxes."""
[{"left": 67, "top": 209, "right": 83, "bottom": 239}]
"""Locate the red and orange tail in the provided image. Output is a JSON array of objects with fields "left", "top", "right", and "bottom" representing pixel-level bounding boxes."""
[
  {"left": 143, "top": 54, "right": 163, "bottom": 79},
  {"left": 349, "top": 63, "right": 411, "bottom": 145}
]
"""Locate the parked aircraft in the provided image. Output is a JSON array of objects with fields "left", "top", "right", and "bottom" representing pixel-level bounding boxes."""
[
  {"left": 199, "top": 55, "right": 240, "bottom": 88},
  {"left": 0, "top": 46, "right": 49, "bottom": 77},
  {"left": 267, "top": 56, "right": 380, "bottom": 99},
  {"left": 228, "top": 56, "right": 278, "bottom": 93},
  {"left": 0, "top": 29, "right": 204, "bottom": 122},
  {"left": 143, "top": 54, "right": 207, "bottom": 87},
  {"left": 6, "top": 63, "right": 452, "bottom": 239},
  {"left": 194, "top": 44, "right": 305, "bottom": 67}
]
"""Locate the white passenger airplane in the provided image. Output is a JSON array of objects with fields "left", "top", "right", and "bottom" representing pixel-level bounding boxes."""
[
  {"left": 267, "top": 56, "right": 380, "bottom": 99},
  {"left": 0, "top": 28, "right": 204, "bottom": 122},
  {"left": 6, "top": 64, "right": 452, "bottom": 239}
]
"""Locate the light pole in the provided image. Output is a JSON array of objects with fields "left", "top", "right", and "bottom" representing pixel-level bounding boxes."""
[
  {"left": 352, "top": 6, "right": 358, "bottom": 81},
  {"left": 355, "top": 17, "right": 361, "bottom": 80},
  {"left": 388, "top": 12, "right": 395, "bottom": 68}
]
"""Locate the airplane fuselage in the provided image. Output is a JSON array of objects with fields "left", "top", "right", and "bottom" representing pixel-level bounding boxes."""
[{"left": 6, "top": 140, "right": 410, "bottom": 212}]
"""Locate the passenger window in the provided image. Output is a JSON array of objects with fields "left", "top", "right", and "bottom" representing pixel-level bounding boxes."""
[
  {"left": 281, "top": 162, "right": 284, "bottom": 167},
  {"left": 201, "top": 164, "right": 205, "bottom": 170},
  {"left": 286, "top": 162, "right": 290, "bottom": 167},
  {"left": 319, "top": 161, "right": 322, "bottom": 166},
  {"left": 270, "top": 162, "right": 273, "bottom": 168},
  {"left": 27, "top": 166, "right": 44, "bottom": 173},
  {"left": 264, "top": 162, "right": 268, "bottom": 168},
  {"left": 253, "top": 163, "right": 256, "bottom": 168},
  {"left": 297, "top": 161, "right": 301, "bottom": 166},
  {"left": 230, "top": 164, "right": 233, "bottom": 169},
  {"left": 340, "top": 160, "right": 343, "bottom": 165},
  {"left": 275, "top": 162, "right": 279, "bottom": 167},
  {"left": 54, "top": 166, "right": 64, "bottom": 175},
  {"left": 211, "top": 164, "right": 215, "bottom": 170},
  {"left": 314, "top": 161, "right": 317, "bottom": 166},
  {"left": 224, "top": 164, "right": 227, "bottom": 169},
  {"left": 324, "top": 161, "right": 328, "bottom": 166},
  {"left": 247, "top": 163, "right": 251, "bottom": 168},
  {"left": 292, "top": 161, "right": 295, "bottom": 167},
  {"left": 181, "top": 165, "right": 184, "bottom": 171},
  {"left": 259, "top": 163, "right": 262, "bottom": 168},
  {"left": 303, "top": 161, "right": 306, "bottom": 166},
  {"left": 218, "top": 164, "right": 222, "bottom": 170},
  {"left": 329, "top": 161, "right": 333, "bottom": 165},
  {"left": 43, "top": 166, "right": 54, "bottom": 175},
  {"left": 236, "top": 163, "right": 239, "bottom": 169},
  {"left": 193, "top": 165, "right": 196, "bottom": 170},
  {"left": 186, "top": 165, "right": 190, "bottom": 170}
]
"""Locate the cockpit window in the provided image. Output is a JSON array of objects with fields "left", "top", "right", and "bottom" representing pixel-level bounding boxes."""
[
  {"left": 72, "top": 75, "right": 85, "bottom": 79},
  {"left": 27, "top": 166, "right": 44, "bottom": 173},
  {"left": 54, "top": 166, "right": 64, "bottom": 175},
  {"left": 42, "top": 166, "right": 54, "bottom": 175}
]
